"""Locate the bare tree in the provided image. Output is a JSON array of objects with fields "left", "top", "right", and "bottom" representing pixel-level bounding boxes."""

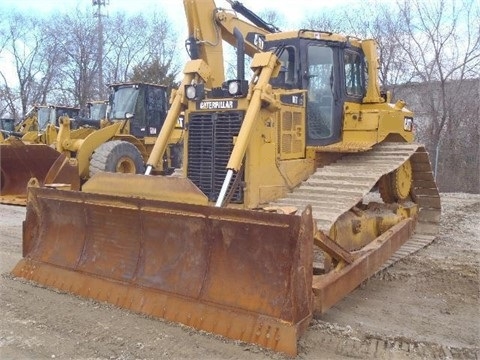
[
  {"left": 103, "top": 10, "right": 180, "bottom": 92},
  {"left": 258, "top": 9, "right": 285, "bottom": 31},
  {"left": 0, "top": 14, "right": 16, "bottom": 118},
  {"left": 393, "top": 0, "right": 480, "bottom": 191},
  {"left": 42, "top": 7, "right": 101, "bottom": 108},
  {"left": 1, "top": 12, "right": 73, "bottom": 118},
  {"left": 103, "top": 13, "right": 152, "bottom": 84},
  {"left": 1, "top": 13, "right": 53, "bottom": 117}
]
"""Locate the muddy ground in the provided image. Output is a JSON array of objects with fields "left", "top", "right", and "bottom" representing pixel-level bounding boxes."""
[{"left": 0, "top": 193, "right": 479, "bottom": 359}]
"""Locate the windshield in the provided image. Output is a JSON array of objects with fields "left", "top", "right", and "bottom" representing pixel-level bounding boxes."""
[
  {"left": 89, "top": 103, "right": 107, "bottom": 121},
  {"left": 109, "top": 87, "right": 139, "bottom": 120},
  {"left": 0, "top": 119, "right": 15, "bottom": 132},
  {"left": 37, "top": 108, "right": 55, "bottom": 130}
]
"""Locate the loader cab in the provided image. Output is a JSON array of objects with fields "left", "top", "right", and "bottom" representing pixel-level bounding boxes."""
[
  {"left": 36, "top": 106, "right": 81, "bottom": 130},
  {"left": 0, "top": 118, "right": 15, "bottom": 132},
  {"left": 36, "top": 107, "right": 56, "bottom": 130},
  {"left": 267, "top": 34, "right": 367, "bottom": 146},
  {"left": 108, "top": 83, "right": 169, "bottom": 138},
  {"left": 87, "top": 100, "right": 108, "bottom": 122}
]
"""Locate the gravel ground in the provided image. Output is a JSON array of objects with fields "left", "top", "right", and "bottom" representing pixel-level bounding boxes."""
[{"left": 0, "top": 192, "right": 479, "bottom": 359}]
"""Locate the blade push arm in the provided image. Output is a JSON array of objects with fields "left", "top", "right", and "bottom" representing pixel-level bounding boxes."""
[{"left": 216, "top": 51, "right": 281, "bottom": 206}]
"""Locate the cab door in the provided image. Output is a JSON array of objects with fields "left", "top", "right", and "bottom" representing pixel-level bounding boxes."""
[{"left": 304, "top": 44, "right": 343, "bottom": 146}]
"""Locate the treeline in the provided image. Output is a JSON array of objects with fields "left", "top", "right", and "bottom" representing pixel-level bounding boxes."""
[
  {"left": 0, "top": 0, "right": 478, "bottom": 192},
  {"left": 0, "top": 5, "right": 180, "bottom": 118}
]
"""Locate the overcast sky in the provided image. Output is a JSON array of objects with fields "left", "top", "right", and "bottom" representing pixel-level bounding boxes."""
[
  {"left": 0, "top": 0, "right": 358, "bottom": 85},
  {"left": 0, "top": 0, "right": 356, "bottom": 30}
]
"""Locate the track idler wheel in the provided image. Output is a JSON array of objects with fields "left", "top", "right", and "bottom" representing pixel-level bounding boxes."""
[{"left": 379, "top": 159, "right": 413, "bottom": 203}]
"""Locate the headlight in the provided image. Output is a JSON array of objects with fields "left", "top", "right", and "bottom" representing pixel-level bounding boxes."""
[
  {"left": 225, "top": 80, "right": 248, "bottom": 97},
  {"left": 185, "top": 85, "right": 197, "bottom": 100},
  {"left": 404, "top": 117, "right": 413, "bottom": 132},
  {"left": 228, "top": 81, "right": 240, "bottom": 96},
  {"left": 185, "top": 84, "right": 205, "bottom": 100}
]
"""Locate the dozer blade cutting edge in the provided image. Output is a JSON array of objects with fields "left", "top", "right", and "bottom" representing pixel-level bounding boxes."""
[
  {"left": 13, "top": 174, "right": 315, "bottom": 356},
  {"left": 0, "top": 143, "right": 61, "bottom": 205}
]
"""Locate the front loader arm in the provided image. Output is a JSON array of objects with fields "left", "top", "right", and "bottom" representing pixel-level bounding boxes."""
[{"left": 56, "top": 116, "right": 123, "bottom": 178}]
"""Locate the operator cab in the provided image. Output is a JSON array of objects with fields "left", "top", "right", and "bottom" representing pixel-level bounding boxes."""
[
  {"left": 267, "top": 34, "right": 366, "bottom": 146},
  {"left": 108, "top": 83, "right": 169, "bottom": 138},
  {"left": 37, "top": 106, "right": 81, "bottom": 130},
  {"left": 0, "top": 118, "right": 15, "bottom": 132},
  {"left": 87, "top": 101, "right": 109, "bottom": 122}
]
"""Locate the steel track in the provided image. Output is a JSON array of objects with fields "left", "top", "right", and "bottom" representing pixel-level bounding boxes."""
[{"left": 269, "top": 142, "right": 441, "bottom": 267}]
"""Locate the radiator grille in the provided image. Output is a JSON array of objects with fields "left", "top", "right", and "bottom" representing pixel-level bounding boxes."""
[{"left": 187, "top": 111, "right": 244, "bottom": 202}]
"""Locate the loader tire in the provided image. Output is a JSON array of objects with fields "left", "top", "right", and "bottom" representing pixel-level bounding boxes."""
[{"left": 89, "top": 140, "right": 145, "bottom": 178}]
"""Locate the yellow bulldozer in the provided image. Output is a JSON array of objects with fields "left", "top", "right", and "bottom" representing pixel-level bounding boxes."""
[
  {"left": 12, "top": 0, "right": 440, "bottom": 356},
  {"left": 0, "top": 82, "right": 183, "bottom": 205}
]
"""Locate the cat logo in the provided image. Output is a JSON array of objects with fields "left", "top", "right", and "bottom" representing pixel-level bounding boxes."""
[{"left": 197, "top": 100, "right": 237, "bottom": 110}]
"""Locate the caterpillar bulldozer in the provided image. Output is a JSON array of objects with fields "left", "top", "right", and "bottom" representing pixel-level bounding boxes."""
[
  {"left": 0, "top": 82, "right": 183, "bottom": 205},
  {"left": 12, "top": 0, "right": 440, "bottom": 356}
]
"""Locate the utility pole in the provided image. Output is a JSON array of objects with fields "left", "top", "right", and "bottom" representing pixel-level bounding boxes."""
[{"left": 93, "top": 0, "right": 109, "bottom": 99}]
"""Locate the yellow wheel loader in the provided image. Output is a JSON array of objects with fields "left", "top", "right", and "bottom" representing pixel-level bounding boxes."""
[
  {"left": 87, "top": 99, "right": 109, "bottom": 122},
  {"left": 49, "top": 82, "right": 183, "bottom": 182},
  {"left": 0, "top": 105, "right": 83, "bottom": 205},
  {"left": 0, "top": 118, "right": 15, "bottom": 139},
  {"left": 0, "top": 83, "right": 183, "bottom": 205},
  {"left": 12, "top": 0, "right": 440, "bottom": 356},
  {"left": 0, "top": 104, "right": 81, "bottom": 143}
]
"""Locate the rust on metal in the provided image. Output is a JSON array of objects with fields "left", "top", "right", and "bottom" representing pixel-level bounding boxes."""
[
  {"left": 82, "top": 172, "right": 209, "bottom": 205},
  {"left": 13, "top": 186, "right": 315, "bottom": 356},
  {"left": 313, "top": 231, "right": 355, "bottom": 265},
  {"left": 11, "top": 142, "right": 442, "bottom": 356},
  {"left": 43, "top": 153, "right": 80, "bottom": 191},
  {"left": 0, "top": 143, "right": 62, "bottom": 205},
  {"left": 312, "top": 219, "right": 414, "bottom": 314}
]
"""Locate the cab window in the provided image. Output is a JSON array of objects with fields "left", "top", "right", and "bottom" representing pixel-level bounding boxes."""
[
  {"left": 344, "top": 51, "right": 364, "bottom": 97},
  {"left": 306, "top": 45, "right": 334, "bottom": 140},
  {"left": 270, "top": 46, "right": 297, "bottom": 88}
]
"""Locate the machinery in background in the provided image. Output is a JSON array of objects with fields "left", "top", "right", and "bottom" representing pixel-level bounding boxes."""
[
  {"left": 0, "top": 105, "right": 81, "bottom": 144},
  {"left": 0, "top": 82, "right": 183, "bottom": 205}
]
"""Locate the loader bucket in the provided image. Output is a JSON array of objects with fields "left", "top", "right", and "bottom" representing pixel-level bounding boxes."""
[
  {"left": 0, "top": 143, "right": 64, "bottom": 205},
  {"left": 12, "top": 182, "right": 314, "bottom": 356}
]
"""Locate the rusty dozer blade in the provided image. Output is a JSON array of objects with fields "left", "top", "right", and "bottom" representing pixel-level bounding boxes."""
[
  {"left": 12, "top": 183, "right": 314, "bottom": 356},
  {"left": 42, "top": 152, "right": 80, "bottom": 191},
  {"left": 81, "top": 172, "right": 210, "bottom": 205},
  {"left": 0, "top": 143, "right": 66, "bottom": 205}
]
